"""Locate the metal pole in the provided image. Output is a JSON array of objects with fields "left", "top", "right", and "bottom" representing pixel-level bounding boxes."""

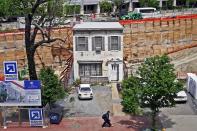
[
  {"left": 0, "top": 108, "right": 3, "bottom": 126},
  {"left": 42, "top": 107, "right": 48, "bottom": 128},
  {"left": 18, "top": 107, "right": 22, "bottom": 127},
  {"left": 3, "top": 107, "right": 7, "bottom": 129}
]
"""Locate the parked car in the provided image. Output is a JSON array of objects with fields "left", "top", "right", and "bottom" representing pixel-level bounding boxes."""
[
  {"left": 77, "top": 84, "right": 93, "bottom": 100},
  {"left": 174, "top": 90, "right": 187, "bottom": 102}
]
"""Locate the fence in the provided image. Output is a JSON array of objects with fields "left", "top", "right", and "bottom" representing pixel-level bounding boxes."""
[{"left": 0, "top": 106, "right": 50, "bottom": 129}]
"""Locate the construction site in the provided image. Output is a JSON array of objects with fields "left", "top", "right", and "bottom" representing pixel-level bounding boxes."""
[{"left": 0, "top": 14, "right": 197, "bottom": 85}]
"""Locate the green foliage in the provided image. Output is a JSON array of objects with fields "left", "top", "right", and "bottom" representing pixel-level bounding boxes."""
[
  {"left": 73, "top": 78, "right": 81, "bottom": 87},
  {"left": 18, "top": 66, "right": 29, "bottom": 80},
  {"left": 121, "top": 55, "right": 183, "bottom": 129},
  {"left": 139, "top": 0, "right": 159, "bottom": 8},
  {"left": 162, "top": 0, "right": 173, "bottom": 10},
  {"left": 0, "top": 0, "right": 64, "bottom": 17},
  {"left": 121, "top": 12, "right": 143, "bottom": 20},
  {"left": 39, "top": 67, "right": 66, "bottom": 106},
  {"left": 121, "top": 76, "right": 142, "bottom": 115},
  {"left": 64, "top": 4, "right": 80, "bottom": 15},
  {"left": 113, "top": 0, "right": 122, "bottom": 9},
  {"left": 100, "top": 0, "right": 113, "bottom": 14}
]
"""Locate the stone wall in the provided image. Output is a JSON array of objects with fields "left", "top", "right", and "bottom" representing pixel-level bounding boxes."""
[
  {"left": 0, "top": 27, "right": 73, "bottom": 74},
  {"left": 122, "top": 15, "right": 197, "bottom": 63}
]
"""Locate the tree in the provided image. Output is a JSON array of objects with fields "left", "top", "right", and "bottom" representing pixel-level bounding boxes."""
[
  {"left": 64, "top": 4, "right": 80, "bottom": 16},
  {"left": 186, "top": 0, "right": 197, "bottom": 7},
  {"left": 113, "top": 0, "right": 123, "bottom": 17},
  {"left": 0, "top": 0, "right": 65, "bottom": 80},
  {"left": 39, "top": 67, "right": 66, "bottom": 106},
  {"left": 139, "top": 0, "right": 159, "bottom": 8},
  {"left": 100, "top": 0, "right": 113, "bottom": 14},
  {"left": 113, "top": 0, "right": 122, "bottom": 10},
  {"left": 121, "top": 55, "right": 183, "bottom": 130}
]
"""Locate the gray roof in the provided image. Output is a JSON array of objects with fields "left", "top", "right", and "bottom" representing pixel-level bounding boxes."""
[{"left": 73, "top": 22, "right": 123, "bottom": 30}]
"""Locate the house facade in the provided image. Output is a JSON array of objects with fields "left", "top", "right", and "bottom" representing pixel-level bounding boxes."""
[{"left": 73, "top": 22, "right": 124, "bottom": 83}]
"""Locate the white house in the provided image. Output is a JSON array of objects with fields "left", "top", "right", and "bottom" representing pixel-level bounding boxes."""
[{"left": 73, "top": 22, "right": 124, "bottom": 83}]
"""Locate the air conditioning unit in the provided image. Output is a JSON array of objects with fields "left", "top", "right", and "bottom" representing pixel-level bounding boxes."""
[{"left": 95, "top": 47, "right": 101, "bottom": 52}]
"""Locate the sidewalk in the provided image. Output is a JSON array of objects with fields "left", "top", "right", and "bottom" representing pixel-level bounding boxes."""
[
  {"left": 4, "top": 116, "right": 151, "bottom": 131},
  {"left": 111, "top": 83, "right": 126, "bottom": 116}
]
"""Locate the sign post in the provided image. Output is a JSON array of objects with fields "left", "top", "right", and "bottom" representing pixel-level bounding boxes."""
[
  {"left": 3, "top": 61, "right": 18, "bottom": 81},
  {"left": 29, "top": 108, "right": 43, "bottom": 127}
]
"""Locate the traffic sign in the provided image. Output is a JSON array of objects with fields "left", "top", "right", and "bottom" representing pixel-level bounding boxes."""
[
  {"left": 3, "top": 61, "right": 18, "bottom": 81},
  {"left": 29, "top": 108, "right": 43, "bottom": 126},
  {"left": 24, "top": 80, "right": 41, "bottom": 89}
]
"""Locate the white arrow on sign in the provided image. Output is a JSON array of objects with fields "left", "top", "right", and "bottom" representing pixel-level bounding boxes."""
[{"left": 6, "top": 64, "right": 16, "bottom": 73}]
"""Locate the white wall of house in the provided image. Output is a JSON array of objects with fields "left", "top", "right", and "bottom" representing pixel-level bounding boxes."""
[{"left": 73, "top": 23, "right": 124, "bottom": 82}]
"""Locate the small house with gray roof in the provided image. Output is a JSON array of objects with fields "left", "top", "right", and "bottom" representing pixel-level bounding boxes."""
[{"left": 73, "top": 22, "right": 124, "bottom": 83}]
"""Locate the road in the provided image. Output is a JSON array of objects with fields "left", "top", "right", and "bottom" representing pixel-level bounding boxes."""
[
  {"left": 57, "top": 85, "right": 112, "bottom": 117},
  {"left": 160, "top": 92, "right": 197, "bottom": 131}
]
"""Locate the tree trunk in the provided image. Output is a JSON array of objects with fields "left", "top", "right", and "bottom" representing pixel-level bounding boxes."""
[
  {"left": 25, "top": 15, "right": 38, "bottom": 80},
  {"left": 152, "top": 110, "right": 157, "bottom": 131}
]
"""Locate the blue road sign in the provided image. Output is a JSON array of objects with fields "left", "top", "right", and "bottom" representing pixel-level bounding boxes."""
[
  {"left": 29, "top": 109, "right": 43, "bottom": 126},
  {"left": 4, "top": 61, "right": 17, "bottom": 74},
  {"left": 24, "top": 80, "right": 41, "bottom": 89},
  {"left": 3, "top": 61, "right": 18, "bottom": 81}
]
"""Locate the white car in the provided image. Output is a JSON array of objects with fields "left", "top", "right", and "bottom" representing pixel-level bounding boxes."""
[
  {"left": 77, "top": 84, "right": 93, "bottom": 100},
  {"left": 174, "top": 90, "right": 187, "bottom": 102}
]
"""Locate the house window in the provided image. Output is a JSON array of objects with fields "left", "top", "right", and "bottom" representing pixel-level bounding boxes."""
[
  {"left": 79, "top": 63, "right": 102, "bottom": 76},
  {"left": 108, "top": 36, "right": 121, "bottom": 51},
  {"left": 92, "top": 36, "right": 105, "bottom": 51},
  {"left": 75, "top": 37, "right": 88, "bottom": 51}
]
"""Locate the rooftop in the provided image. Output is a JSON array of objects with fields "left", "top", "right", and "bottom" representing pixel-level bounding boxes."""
[{"left": 73, "top": 22, "right": 123, "bottom": 30}]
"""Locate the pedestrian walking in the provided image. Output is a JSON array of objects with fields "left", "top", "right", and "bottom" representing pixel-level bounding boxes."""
[{"left": 102, "top": 111, "right": 112, "bottom": 128}]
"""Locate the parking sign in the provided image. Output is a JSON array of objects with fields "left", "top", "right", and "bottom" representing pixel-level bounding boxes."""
[
  {"left": 29, "top": 109, "right": 43, "bottom": 126},
  {"left": 3, "top": 61, "right": 18, "bottom": 81}
]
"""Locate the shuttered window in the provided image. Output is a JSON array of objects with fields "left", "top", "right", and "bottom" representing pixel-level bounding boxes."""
[
  {"left": 92, "top": 36, "right": 105, "bottom": 51},
  {"left": 75, "top": 37, "right": 88, "bottom": 51},
  {"left": 108, "top": 36, "right": 121, "bottom": 51}
]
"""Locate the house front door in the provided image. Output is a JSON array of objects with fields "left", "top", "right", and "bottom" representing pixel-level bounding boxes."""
[{"left": 110, "top": 64, "right": 119, "bottom": 81}]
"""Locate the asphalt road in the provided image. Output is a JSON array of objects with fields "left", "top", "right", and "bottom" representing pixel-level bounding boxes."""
[
  {"left": 160, "top": 92, "right": 196, "bottom": 116},
  {"left": 159, "top": 92, "right": 197, "bottom": 131},
  {"left": 58, "top": 85, "right": 112, "bottom": 117}
]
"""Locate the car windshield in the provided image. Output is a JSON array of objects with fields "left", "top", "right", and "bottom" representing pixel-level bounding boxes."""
[
  {"left": 80, "top": 87, "right": 91, "bottom": 92},
  {"left": 140, "top": 9, "right": 155, "bottom": 13}
]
